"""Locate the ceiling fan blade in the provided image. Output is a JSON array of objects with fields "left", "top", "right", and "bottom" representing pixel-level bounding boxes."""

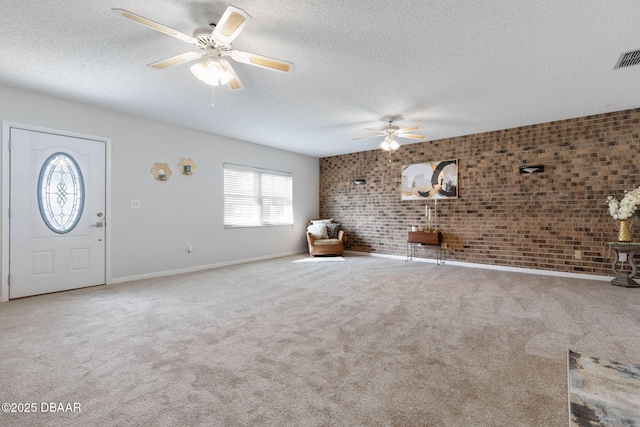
[
  {"left": 146, "top": 51, "right": 202, "bottom": 69},
  {"left": 220, "top": 59, "right": 244, "bottom": 90},
  {"left": 229, "top": 50, "right": 295, "bottom": 73},
  {"left": 227, "top": 77, "right": 243, "bottom": 91},
  {"left": 397, "top": 134, "right": 428, "bottom": 140},
  {"left": 211, "top": 6, "right": 251, "bottom": 44},
  {"left": 397, "top": 125, "right": 422, "bottom": 133},
  {"left": 111, "top": 8, "right": 197, "bottom": 44}
]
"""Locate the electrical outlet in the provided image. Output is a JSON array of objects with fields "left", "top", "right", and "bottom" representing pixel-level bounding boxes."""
[
  {"left": 442, "top": 242, "right": 448, "bottom": 249},
  {"left": 574, "top": 250, "right": 581, "bottom": 259},
  {"left": 131, "top": 200, "right": 141, "bottom": 209}
]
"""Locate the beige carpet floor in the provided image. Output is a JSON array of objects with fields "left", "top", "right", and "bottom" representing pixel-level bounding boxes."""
[{"left": 0, "top": 254, "right": 639, "bottom": 426}]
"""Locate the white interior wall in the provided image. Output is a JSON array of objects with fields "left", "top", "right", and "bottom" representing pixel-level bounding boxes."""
[{"left": 0, "top": 84, "right": 319, "bottom": 286}]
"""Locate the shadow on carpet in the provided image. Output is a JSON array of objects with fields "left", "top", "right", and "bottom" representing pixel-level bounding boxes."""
[{"left": 568, "top": 350, "right": 640, "bottom": 426}]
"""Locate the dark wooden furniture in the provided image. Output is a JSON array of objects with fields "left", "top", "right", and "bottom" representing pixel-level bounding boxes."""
[
  {"left": 407, "top": 231, "right": 443, "bottom": 264},
  {"left": 608, "top": 242, "right": 640, "bottom": 288}
]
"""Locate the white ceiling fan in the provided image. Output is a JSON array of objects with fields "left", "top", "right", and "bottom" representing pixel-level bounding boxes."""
[
  {"left": 112, "top": 5, "right": 294, "bottom": 101},
  {"left": 353, "top": 117, "right": 427, "bottom": 150}
]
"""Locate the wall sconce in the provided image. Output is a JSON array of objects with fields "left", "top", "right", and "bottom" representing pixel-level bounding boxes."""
[
  {"left": 519, "top": 164, "right": 544, "bottom": 174},
  {"left": 151, "top": 162, "right": 172, "bottom": 181},
  {"left": 352, "top": 179, "right": 366, "bottom": 185},
  {"left": 178, "top": 158, "right": 196, "bottom": 175}
]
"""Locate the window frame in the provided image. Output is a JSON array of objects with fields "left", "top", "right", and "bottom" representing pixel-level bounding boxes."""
[{"left": 223, "top": 163, "right": 293, "bottom": 228}]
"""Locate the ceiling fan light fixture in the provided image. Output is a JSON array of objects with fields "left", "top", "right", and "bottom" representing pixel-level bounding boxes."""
[
  {"left": 190, "top": 58, "right": 234, "bottom": 86},
  {"left": 380, "top": 135, "right": 398, "bottom": 151},
  {"left": 389, "top": 138, "right": 400, "bottom": 150}
]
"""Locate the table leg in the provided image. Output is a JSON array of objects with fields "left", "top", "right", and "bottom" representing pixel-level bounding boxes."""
[
  {"left": 630, "top": 249, "right": 638, "bottom": 278},
  {"left": 611, "top": 248, "right": 640, "bottom": 287}
]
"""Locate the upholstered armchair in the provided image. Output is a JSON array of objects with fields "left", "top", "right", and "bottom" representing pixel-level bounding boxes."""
[{"left": 306, "top": 219, "right": 345, "bottom": 257}]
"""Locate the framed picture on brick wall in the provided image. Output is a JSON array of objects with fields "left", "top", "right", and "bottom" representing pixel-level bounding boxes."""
[{"left": 401, "top": 159, "right": 458, "bottom": 200}]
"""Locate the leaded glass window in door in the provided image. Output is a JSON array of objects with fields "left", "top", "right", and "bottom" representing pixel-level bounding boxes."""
[{"left": 37, "top": 152, "right": 85, "bottom": 234}]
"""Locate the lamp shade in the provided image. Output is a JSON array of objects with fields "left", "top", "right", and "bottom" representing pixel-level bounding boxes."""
[
  {"left": 190, "top": 59, "right": 234, "bottom": 86},
  {"left": 380, "top": 135, "right": 400, "bottom": 151}
]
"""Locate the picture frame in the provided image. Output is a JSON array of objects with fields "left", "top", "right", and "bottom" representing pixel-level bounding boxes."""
[{"left": 401, "top": 159, "right": 458, "bottom": 200}]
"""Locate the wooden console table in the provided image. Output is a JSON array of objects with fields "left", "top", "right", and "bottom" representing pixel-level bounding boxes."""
[
  {"left": 607, "top": 242, "right": 640, "bottom": 288},
  {"left": 407, "top": 231, "right": 442, "bottom": 264}
]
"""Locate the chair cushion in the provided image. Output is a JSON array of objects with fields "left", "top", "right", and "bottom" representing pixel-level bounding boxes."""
[
  {"left": 313, "top": 238, "right": 341, "bottom": 246},
  {"left": 326, "top": 223, "right": 341, "bottom": 239},
  {"left": 307, "top": 224, "right": 328, "bottom": 240}
]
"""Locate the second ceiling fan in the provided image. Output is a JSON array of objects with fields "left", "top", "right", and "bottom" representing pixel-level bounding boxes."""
[{"left": 353, "top": 117, "right": 427, "bottom": 151}]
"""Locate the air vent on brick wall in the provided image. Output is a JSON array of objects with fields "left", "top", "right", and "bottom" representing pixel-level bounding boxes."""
[{"left": 614, "top": 49, "right": 640, "bottom": 70}]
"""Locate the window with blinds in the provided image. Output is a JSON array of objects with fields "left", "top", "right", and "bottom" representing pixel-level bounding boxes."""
[{"left": 224, "top": 163, "right": 293, "bottom": 227}]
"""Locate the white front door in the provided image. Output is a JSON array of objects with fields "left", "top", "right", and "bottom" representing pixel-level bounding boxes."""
[{"left": 9, "top": 128, "right": 106, "bottom": 298}]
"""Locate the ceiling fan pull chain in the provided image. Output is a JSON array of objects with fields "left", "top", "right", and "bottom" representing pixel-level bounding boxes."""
[{"left": 211, "top": 86, "right": 215, "bottom": 108}]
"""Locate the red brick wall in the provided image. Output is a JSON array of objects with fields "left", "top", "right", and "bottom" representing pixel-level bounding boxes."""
[{"left": 319, "top": 109, "right": 640, "bottom": 276}]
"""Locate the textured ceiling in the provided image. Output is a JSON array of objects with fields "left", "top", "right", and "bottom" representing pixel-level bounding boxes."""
[{"left": 1, "top": 1, "right": 639, "bottom": 157}]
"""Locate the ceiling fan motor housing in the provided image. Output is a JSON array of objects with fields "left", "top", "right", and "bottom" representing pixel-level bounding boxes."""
[{"left": 193, "top": 27, "right": 230, "bottom": 51}]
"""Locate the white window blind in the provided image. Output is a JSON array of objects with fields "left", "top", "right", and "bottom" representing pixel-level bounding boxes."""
[{"left": 224, "top": 163, "right": 293, "bottom": 227}]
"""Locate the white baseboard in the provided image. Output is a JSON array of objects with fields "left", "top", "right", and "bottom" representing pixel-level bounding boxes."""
[
  {"left": 112, "top": 249, "right": 611, "bottom": 285},
  {"left": 344, "top": 250, "right": 611, "bottom": 282},
  {"left": 111, "top": 250, "right": 306, "bottom": 284}
]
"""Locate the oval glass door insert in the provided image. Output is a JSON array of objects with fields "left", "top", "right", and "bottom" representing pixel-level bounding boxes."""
[{"left": 38, "top": 152, "right": 85, "bottom": 233}]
